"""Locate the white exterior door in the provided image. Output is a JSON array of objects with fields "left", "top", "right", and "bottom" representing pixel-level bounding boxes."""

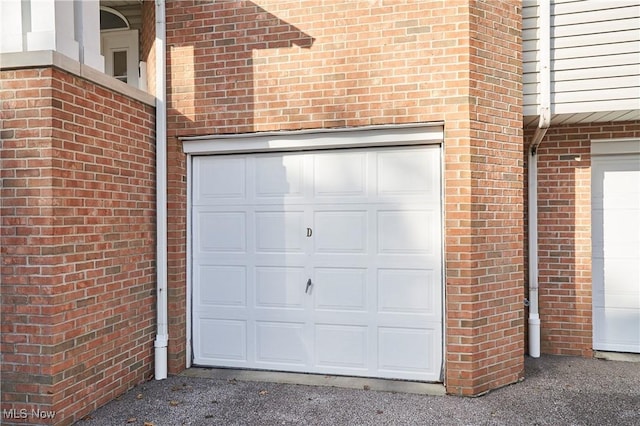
[
  {"left": 592, "top": 142, "right": 640, "bottom": 353},
  {"left": 101, "top": 29, "right": 139, "bottom": 87},
  {"left": 191, "top": 145, "right": 443, "bottom": 381}
]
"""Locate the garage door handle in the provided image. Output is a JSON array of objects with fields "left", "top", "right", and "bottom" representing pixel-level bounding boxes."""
[{"left": 305, "top": 279, "right": 312, "bottom": 294}]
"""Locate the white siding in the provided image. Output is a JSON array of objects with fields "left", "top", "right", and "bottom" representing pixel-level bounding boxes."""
[
  {"left": 523, "top": 2, "right": 540, "bottom": 116},
  {"left": 523, "top": 0, "right": 640, "bottom": 119}
]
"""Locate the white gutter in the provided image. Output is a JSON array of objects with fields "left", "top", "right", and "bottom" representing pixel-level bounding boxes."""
[
  {"left": 528, "top": 0, "right": 551, "bottom": 359},
  {"left": 154, "top": 0, "right": 168, "bottom": 380}
]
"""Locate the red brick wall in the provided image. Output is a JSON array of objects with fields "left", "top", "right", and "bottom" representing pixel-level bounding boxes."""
[
  {"left": 165, "top": 0, "right": 523, "bottom": 395},
  {"left": 1, "top": 67, "right": 156, "bottom": 425},
  {"left": 530, "top": 121, "right": 640, "bottom": 356}
]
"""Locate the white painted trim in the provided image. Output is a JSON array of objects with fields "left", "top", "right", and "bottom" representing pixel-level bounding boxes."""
[
  {"left": 76, "top": 0, "right": 105, "bottom": 72},
  {"left": 0, "top": 50, "right": 154, "bottom": 106},
  {"left": 185, "top": 153, "right": 193, "bottom": 369},
  {"left": 0, "top": 0, "right": 23, "bottom": 53},
  {"left": 181, "top": 123, "right": 444, "bottom": 155},
  {"left": 27, "top": 0, "right": 79, "bottom": 61},
  {"left": 438, "top": 143, "right": 446, "bottom": 382},
  {"left": 591, "top": 138, "right": 640, "bottom": 156}
]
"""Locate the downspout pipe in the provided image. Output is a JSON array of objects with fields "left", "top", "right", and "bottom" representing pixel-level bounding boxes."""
[
  {"left": 154, "top": 0, "right": 168, "bottom": 380},
  {"left": 528, "top": 0, "right": 551, "bottom": 359}
]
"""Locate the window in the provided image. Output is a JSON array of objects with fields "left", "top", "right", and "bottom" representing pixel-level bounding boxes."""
[
  {"left": 100, "top": 8, "right": 129, "bottom": 31},
  {"left": 112, "top": 50, "right": 128, "bottom": 83}
]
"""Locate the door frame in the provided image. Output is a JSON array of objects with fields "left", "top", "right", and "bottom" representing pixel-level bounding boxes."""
[{"left": 182, "top": 123, "right": 445, "bottom": 371}]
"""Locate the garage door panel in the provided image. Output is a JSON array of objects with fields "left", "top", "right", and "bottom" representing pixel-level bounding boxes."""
[
  {"left": 602, "top": 260, "right": 640, "bottom": 299},
  {"left": 195, "top": 265, "right": 246, "bottom": 308},
  {"left": 196, "top": 319, "right": 247, "bottom": 362},
  {"left": 196, "top": 211, "right": 247, "bottom": 253},
  {"left": 378, "top": 210, "right": 438, "bottom": 254},
  {"left": 603, "top": 210, "right": 640, "bottom": 245},
  {"left": 193, "top": 156, "right": 246, "bottom": 204},
  {"left": 378, "top": 269, "right": 438, "bottom": 315},
  {"left": 255, "top": 267, "right": 306, "bottom": 309},
  {"left": 315, "top": 324, "right": 368, "bottom": 369},
  {"left": 600, "top": 168, "right": 640, "bottom": 194},
  {"left": 377, "top": 147, "right": 439, "bottom": 199},
  {"left": 255, "top": 211, "right": 305, "bottom": 253},
  {"left": 255, "top": 154, "right": 305, "bottom": 200},
  {"left": 602, "top": 292, "right": 640, "bottom": 310},
  {"left": 314, "top": 268, "right": 367, "bottom": 312},
  {"left": 314, "top": 210, "right": 368, "bottom": 254},
  {"left": 601, "top": 192, "right": 640, "bottom": 209},
  {"left": 604, "top": 239, "right": 640, "bottom": 257},
  {"left": 603, "top": 241, "right": 640, "bottom": 260},
  {"left": 256, "top": 322, "right": 308, "bottom": 366},
  {"left": 313, "top": 152, "right": 368, "bottom": 198},
  {"left": 378, "top": 327, "right": 438, "bottom": 376},
  {"left": 593, "top": 308, "right": 640, "bottom": 352}
]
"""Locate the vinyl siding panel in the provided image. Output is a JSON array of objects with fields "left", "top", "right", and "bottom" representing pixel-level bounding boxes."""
[
  {"left": 523, "top": 2, "right": 540, "bottom": 116},
  {"left": 523, "top": 0, "right": 640, "bottom": 118}
]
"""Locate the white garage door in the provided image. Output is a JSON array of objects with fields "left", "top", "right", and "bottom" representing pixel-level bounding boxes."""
[
  {"left": 592, "top": 141, "right": 640, "bottom": 353},
  {"left": 191, "top": 145, "right": 443, "bottom": 381}
]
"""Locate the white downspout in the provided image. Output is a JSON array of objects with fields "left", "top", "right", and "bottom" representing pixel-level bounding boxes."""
[
  {"left": 154, "top": 0, "right": 168, "bottom": 380},
  {"left": 527, "top": 148, "right": 542, "bottom": 358},
  {"left": 528, "top": 0, "right": 551, "bottom": 359}
]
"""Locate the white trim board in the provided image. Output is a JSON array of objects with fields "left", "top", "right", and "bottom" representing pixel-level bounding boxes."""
[
  {"left": 591, "top": 138, "right": 640, "bottom": 156},
  {"left": 181, "top": 123, "right": 444, "bottom": 155}
]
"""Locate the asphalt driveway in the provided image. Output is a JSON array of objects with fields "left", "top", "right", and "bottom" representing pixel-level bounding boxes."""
[{"left": 80, "top": 355, "right": 640, "bottom": 425}]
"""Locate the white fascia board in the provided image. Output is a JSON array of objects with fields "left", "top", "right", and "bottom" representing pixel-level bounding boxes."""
[{"left": 591, "top": 138, "right": 640, "bottom": 156}]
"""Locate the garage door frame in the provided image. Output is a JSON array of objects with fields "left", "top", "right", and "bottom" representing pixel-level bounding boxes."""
[{"left": 182, "top": 123, "right": 445, "bottom": 376}]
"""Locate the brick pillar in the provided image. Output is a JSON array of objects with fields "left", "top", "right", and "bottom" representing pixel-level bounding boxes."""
[
  {"left": 444, "top": 0, "right": 525, "bottom": 395},
  {"left": 1, "top": 67, "right": 156, "bottom": 425}
]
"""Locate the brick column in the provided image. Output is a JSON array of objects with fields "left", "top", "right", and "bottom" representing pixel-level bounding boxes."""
[
  {"left": 1, "top": 67, "right": 156, "bottom": 425},
  {"left": 445, "top": 0, "right": 524, "bottom": 395}
]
